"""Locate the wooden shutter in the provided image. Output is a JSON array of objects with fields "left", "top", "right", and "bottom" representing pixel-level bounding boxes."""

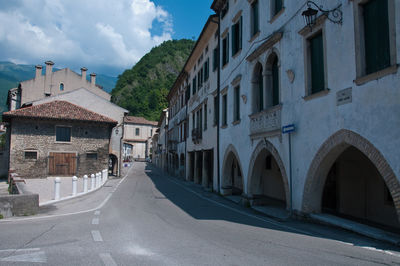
[
  {"left": 231, "top": 24, "right": 236, "bottom": 55},
  {"left": 239, "top": 16, "right": 243, "bottom": 50},
  {"left": 275, "top": 0, "right": 283, "bottom": 16},
  {"left": 213, "top": 47, "right": 218, "bottom": 71},
  {"left": 364, "top": 0, "right": 390, "bottom": 74},
  {"left": 310, "top": 32, "right": 324, "bottom": 94}
]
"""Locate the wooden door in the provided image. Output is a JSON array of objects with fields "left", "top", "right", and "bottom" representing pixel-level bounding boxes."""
[{"left": 49, "top": 152, "right": 77, "bottom": 176}]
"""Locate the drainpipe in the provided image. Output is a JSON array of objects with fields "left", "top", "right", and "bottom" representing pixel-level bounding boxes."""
[{"left": 216, "top": 12, "right": 221, "bottom": 194}]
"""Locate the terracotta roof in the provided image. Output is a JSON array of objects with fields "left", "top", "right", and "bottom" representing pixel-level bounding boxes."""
[
  {"left": 3, "top": 100, "right": 117, "bottom": 124},
  {"left": 124, "top": 116, "right": 158, "bottom": 126}
]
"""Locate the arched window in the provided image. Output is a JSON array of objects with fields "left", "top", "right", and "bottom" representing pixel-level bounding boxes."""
[
  {"left": 252, "top": 62, "right": 264, "bottom": 113},
  {"left": 59, "top": 83, "right": 64, "bottom": 91},
  {"left": 265, "top": 53, "right": 280, "bottom": 107}
]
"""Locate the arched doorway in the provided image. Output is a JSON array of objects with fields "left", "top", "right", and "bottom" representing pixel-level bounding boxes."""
[
  {"left": 303, "top": 130, "right": 400, "bottom": 229},
  {"left": 252, "top": 62, "right": 264, "bottom": 113},
  {"left": 221, "top": 145, "right": 243, "bottom": 196},
  {"left": 248, "top": 140, "right": 289, "bottom": 209},
  {"left": 109, "top": 154, "right": 118, "bottom": 176}
]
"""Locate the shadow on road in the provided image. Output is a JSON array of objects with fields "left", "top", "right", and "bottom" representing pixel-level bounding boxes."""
[{"left": 143, "top": 163, "right": 400, "bottom": 254}]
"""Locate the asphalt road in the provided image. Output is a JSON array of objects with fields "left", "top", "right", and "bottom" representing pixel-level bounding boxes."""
[{"left": 1, "top": 162, "right": 400, "bottom": 265}]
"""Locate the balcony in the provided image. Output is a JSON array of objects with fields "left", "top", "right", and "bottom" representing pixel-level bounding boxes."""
[
  {"left": 191, "top": 128, "right": 202, "bottom": 143},
  {"left": 249, "top": 105, "right": 282, "bottom": 139}
]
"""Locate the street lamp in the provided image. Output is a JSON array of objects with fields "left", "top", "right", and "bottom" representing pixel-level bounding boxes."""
[{"left": 302, "top": 1, "right": 342, "bottom": 30}]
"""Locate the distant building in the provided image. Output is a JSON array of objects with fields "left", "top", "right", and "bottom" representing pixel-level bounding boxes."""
[
  {"left": 122, "top": 116, "right": 158, "bottom": 161},
  {"left": 7, "top": 61, "right": 110, "bottom": 111},
  {"left": 3, "top": 101, "right": 117, "bottom": 178},
  {"left": 154, "top": 109, "right": 168, "bottom": 170}
]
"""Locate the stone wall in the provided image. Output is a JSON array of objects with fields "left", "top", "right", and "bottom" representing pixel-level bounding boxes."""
[
  {"left": 0, "top": 194, "right": 39, "bottom": 218},
  {"left": 9, "top": 118, "right": 111, "bottom": 178}
]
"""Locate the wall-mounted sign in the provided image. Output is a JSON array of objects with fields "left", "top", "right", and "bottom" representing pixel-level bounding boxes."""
[
  {"left": 282, "top": 124, "right": 295, "bottom": 134},
  {"left": 337, "top": 87, "right": 352, "bottom": 106}
]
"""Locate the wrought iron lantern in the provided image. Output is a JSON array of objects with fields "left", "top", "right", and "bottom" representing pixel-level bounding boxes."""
[{"left": 302, "top": 1, "right": 342, "bottom": 30}]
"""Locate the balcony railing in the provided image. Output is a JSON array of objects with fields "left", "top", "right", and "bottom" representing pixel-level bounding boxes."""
[
  {"left": 249, "top": 105, "right": 282, "bottom": 138},
  {"left": 191, "top": 128, "right": 202, "bottom": 143}
]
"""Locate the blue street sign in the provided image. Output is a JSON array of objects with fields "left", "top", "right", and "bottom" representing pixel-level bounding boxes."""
[{"left": 282, "top": 124, "right": 295, "bottom": 134}]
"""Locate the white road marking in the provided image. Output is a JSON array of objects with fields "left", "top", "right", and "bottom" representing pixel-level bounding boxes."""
[
  {"left": 0, "top": 251, "right": 46, "bottom": 263},
  {"left": 127, "top": 245, "right": 155, "bottom": 256},
  {"left": 94, "top": 210, "right": 101, "bottom": 215},
  {"left": 91, "top": 230, "right": 103, "bottom": 242},
  {"left": 92, "top": 218, "right": 99, "bottom": 225},
  {"left": 0, "top": 248, "right": 40, "bottom": 253},
  {"left": 99, "top": 253, "right": 117, "bottom": 266}
]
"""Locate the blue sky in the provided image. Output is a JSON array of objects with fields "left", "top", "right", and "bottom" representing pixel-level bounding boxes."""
[
  {"left": 0, "top": 0, "right": 215, "bottom": 76},
  {"left": 152, "top": 0, "right": 214, "bottom": 40}
]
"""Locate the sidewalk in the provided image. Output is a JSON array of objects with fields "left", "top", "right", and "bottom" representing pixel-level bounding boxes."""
[{"left": 16, "top": 177, "right": 88, "bottom": 204}]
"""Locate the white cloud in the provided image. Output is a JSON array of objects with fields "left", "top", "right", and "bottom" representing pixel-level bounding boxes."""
[{"left": 0, "top": 0, "right": 173, "bottom": 75}]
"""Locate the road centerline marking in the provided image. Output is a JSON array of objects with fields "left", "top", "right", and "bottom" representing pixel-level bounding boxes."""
[
  {"left": 99, "top": 253, "right": 117, "bottom": 266},
  {"left": 91, "top": 230, "right": 103, "bottom": 242},
  {"left": 92, "top": 218, "right": 99, "bottom": 225}
]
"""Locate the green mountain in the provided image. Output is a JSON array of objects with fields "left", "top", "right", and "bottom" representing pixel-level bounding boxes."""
[
  {"left": 0, "top": 61, "right": 117, "bottom": 113},
  {"left": 111, "top": 39, "right": 195, "bottom": 121}
]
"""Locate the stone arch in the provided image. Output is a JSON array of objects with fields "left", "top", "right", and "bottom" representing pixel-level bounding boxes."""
[
  {"left": 221, "top": 144, "right": 244, "bottom": 195},
  {"left": 247, "top": 140, "right": 290, "bottom": 209},
  {"left": 302, "top": 129, "right": 400, "bottom": 222}
]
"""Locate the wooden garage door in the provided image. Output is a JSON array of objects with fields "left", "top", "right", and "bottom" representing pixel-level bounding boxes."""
[{"left": 49, "top": 152, "right": 77, "bottom": 176}]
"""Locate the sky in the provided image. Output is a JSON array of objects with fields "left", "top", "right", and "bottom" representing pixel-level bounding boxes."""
[{"left": 0, "top": 0, "right": 214, "bottom": 76}]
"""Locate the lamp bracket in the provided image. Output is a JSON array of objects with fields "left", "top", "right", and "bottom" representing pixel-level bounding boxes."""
[{"left": 306, "top": 1, "right": 343, "bottom": 25}]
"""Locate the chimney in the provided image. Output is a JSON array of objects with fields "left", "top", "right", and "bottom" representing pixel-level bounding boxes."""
[
  {"left": 90, "top": 73, "right": 96, "bottom": 86},
  {"left": 81, "top": 67, "right": 87, "bottom": 81},
  {"left": 45, "top": 61, "right": 54, "bottom": 77},
  {"left": 35, "top": 65, "right": 42, "bottom": 79}
]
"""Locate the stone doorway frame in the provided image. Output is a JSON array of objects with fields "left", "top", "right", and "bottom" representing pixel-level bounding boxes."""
[
  {"left": 221, "top": 144, "right": 244, "bottom": 195},
  {"left": 302, "top": 129, "right": 400, "bottom": 222}
]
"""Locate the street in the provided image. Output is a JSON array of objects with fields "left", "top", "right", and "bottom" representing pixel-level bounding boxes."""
[{"left": 0, "top": 162, "right": 400, "bottom": 265}]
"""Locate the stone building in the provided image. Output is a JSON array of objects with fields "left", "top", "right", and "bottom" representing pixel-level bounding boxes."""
[
  {"left": 123, "top": 116, "right": 158, "bottom": 161},
  {"left": 7, "top": 61, "right": 110, "bottom": 111},
  {"left": 3, "top": 101, "right": 117, "bottom": 178},
  {"left": 210, "top": 0, "right": 400, "bottom": 229},
  {"left": 186, "top": 15, "right": 219, "bottom": 190},
  {"left": 30, "top": 88, "right": 128, "bottom": 176},
  {"left": 155, "top": 109, "right": 168, "bottom": 171}
]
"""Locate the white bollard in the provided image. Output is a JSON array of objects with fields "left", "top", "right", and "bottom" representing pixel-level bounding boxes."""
[
  {"left": 91, "top": 174, "right": 95, "bottom": 190},
  {"left": 83, "top": 175, "right": 88, "bottom": 193},
  {"left": 102, "top": 169, "right": 107, "bottom": 184},
  {"left": 96, "top": 172, "right": 100, "bottom": 188},
  {"left": 72, "top": 176, "right": 78, "bottom": 196},
  {"left": 54, "top": 177, "right": 61, "bottom": 200}
]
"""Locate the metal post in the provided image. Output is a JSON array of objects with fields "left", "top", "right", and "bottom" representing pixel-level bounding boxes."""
[
  {"left": 289, "top": 132, "right": 293, "bottom": 216},
  {"left": 83, "top": 175, "right": 88, "bottom": 193},
  {"left": 54, "top": 177, "right": 61, "bottom": 200},
  {"left": 72, "top": 176, "right": 78, "bottom": 196}
]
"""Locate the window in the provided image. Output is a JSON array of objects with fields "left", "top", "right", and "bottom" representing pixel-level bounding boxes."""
[
  {"left": 135, "top": 128, "right": 140, "bottom": 136},
  {"left": 192, "top": 113, "right": 195, "bottom": 131},
  {"left": 25, "top": 151, "right": 37, "bottom": 160},
  {"left": 192, "top": 77, "right": 197, "bottom": 95},
  {"left": 213, "top": 96, "right": 218, "bottom": 126},
  {"left": 252, "top": 63, "right": 264, "bottom": 113},
  {"left": 251, "top": 0, "right": 259, "bottom": 36},
  {"left": 213, "top": 47, "right": 219, "bottom": 71},
  {"left": 231, "top": 16, "right": 242, "bottom": 56},
  {"left": 204, "top": 58, "right": 210, "bottom": 82},
  {"left": 59, "top": 83, "right": 64, "bottom": 91},
  {"left": 222, "top": 34, "right": 229, "bottom": 66},
  {"left": 272, "top": 0, "right": 283, "bottom": 17},
  {"left": 204, "top": 103, "right": 207, "bottom": 131},
  {"left": 363, "top": 0, "right": 390, "bottom": 74},
  {"left": 56, "top": 126, "right": 71, "bottom": 142},
  {"left": 233, "top": 86, "right": 240, "bottom": 122},
  {"left": 271, "top": 56, "right": 280, "bottom": 106},
  {"left": 150, "top": 129, "right": 153, "bottom": 136},
  {"left": 309, "top": 32, "right": 325, "bottom": 94},
  {"left": 86, "top": 153, "right": 98, "bottom": 160},
  {"left": 186, "top": 84, "right": 191, "bottom": 102},
  {"left": 198, "top": 68, "right": 203, "bottom": 88},
  {"left": 222, "top": 94, "right": 227, "bottom": 126},
  {"left": 221, "top": 1, "right": 229, "bottom": 19}
]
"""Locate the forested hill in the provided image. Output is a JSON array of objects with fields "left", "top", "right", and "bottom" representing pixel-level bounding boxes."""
[{"left": 111, "top": 39, "right": 195, "bottom": 121}]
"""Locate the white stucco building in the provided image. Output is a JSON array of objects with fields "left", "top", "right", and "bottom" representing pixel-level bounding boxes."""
[
  {"left": 154, "top": 109, "right": 168, "bottom": 171},
  {"left": 211, "top": 0, "right": 400, "bottom": 229},
  {"left": 185, "top": 15, "right": 219, "bottom": 190},
  {"left": 123, "top": 116, "right": 158, "bottom": 161}
]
